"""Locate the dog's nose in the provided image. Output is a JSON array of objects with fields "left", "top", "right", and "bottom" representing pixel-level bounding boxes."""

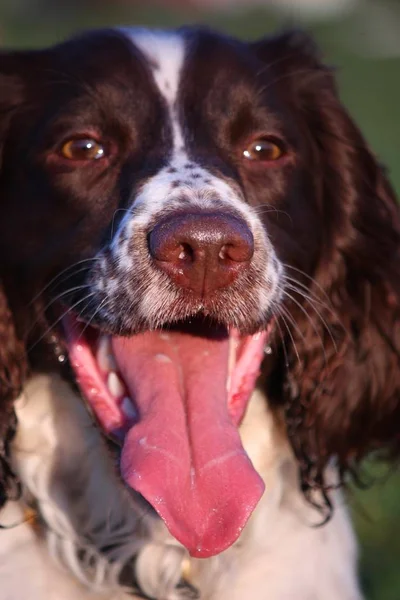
[{"left": 148, "top": 212, "right": 254, "bottom": 296}]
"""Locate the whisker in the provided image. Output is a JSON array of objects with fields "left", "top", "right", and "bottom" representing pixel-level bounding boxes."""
[
  {"left": 282, "top": 264, "right": 332, "bottom": 304},
  {"left": 283, "top": 280, "right": 335, "bottom": 318},
  {"left": 284, "top": 282, "right": 343, "bottom": 334},
  {"left": 252, "top": 205, "right": 293, "bottom": 223},
  {"left": 28, "top": 258, "right": 98, "bottom": 307},
  {"left": 276, "top": 305, "right": 300, "bottom": 364},
  {"left": 27, "top": 284, "right": 93, "bottom": 336},
  {"left": 282, "top": 289, "right": 331, "bottom": 360},
  {"left": 282, "top": 276, "right": 330, "bottom": 308},
  {"left": 274, "top": 313, "right": 290, "bottom": 368},
  {"left": 48, "top": 265, "right": 95, "bottom": 290},
  {"left": 28, "top": 292, "right": 96, "bottom": 353},
  {"left": 77, "top": 298, "right": 110, "bottom": 340},
  {"left": 279, "top": 303, "right": 307, "bottom": 346},
  {"left": 282, "top": 273, "right": 349, "bottom": 339}
]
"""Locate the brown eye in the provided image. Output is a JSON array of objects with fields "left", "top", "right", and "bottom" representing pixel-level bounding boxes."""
[
  {"left": 60, "top": 138, "right": 106, "bottom": 161},
  {"left": 243, "top": 138, "right": 284, "bottom": 162}
]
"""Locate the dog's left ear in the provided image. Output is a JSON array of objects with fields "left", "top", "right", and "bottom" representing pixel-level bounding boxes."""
[
  {"left": 0, "top": 53, "right": 29, "bottom": 507},
  {"left": 252, "top": 31, "right": 400, "bottom": 492}
]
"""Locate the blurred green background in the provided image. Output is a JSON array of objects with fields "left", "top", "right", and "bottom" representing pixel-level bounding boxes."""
[{"left": 1, "top": 0, "right": 399, "bottom": 597}]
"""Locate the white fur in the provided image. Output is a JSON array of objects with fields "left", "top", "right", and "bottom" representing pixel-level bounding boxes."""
[
  {"left": 0, "top": 374, "right": 363, "bottom": 599},
  {"left": 126, "top": 29, "right": 186, "bottom": 152},
  {"left": 93, "top": 29, "right": 283, "bottom": 323}
]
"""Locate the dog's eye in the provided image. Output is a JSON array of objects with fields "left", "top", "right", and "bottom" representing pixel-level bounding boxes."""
[
  {"left": 243, "top": 138, "right": 284, "bottom": 162},
  {"left": 60, "top": 138, "right": 105, "bottom": 161}
]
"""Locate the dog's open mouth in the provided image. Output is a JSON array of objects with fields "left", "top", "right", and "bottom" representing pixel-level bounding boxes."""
[{"left": 63, "top": 314, "right": 271, "bottom": 558}]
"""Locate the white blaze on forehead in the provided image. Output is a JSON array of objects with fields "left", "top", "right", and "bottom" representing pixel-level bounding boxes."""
[{"left": 122, "top": 28, "right": 186, "bottom": 152}]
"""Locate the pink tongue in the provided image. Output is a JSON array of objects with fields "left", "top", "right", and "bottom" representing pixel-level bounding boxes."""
[{"left": 112, "top": 332, "right": 264, "bottom": 558}]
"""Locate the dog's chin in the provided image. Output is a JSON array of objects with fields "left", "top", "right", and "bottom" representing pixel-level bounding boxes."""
[{"left": 57, "top": 310, "right": 273, "bottom": 558}]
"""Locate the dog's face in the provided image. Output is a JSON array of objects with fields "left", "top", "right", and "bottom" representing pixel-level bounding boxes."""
[
  {"left": 2, "top": 27, "right": 400, "bottom": 559},
  {"left": 0, "top": 29, "right": 322, "bottom": 293},
  {"left": 2, "top": 28, "right": 310, "bottom": 556}
]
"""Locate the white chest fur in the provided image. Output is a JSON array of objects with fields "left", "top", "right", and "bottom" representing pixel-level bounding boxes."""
[{"left": 0, "top": 374, "right": 362, "bottom": 600}]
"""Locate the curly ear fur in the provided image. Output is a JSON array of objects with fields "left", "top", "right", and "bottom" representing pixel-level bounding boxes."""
[
  {"left": 257, "top": 31, "right": 400, "bottom": 497},
  {"left": 0, "top": 56, "right": 29, "bottom": 508},
  {"left": 0, "top": 280, "right": 27, "bottom": 507}
]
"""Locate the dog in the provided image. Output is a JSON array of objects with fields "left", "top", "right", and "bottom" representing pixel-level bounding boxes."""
[{"left": 0, "top": 26, "right": 399, "bottom": 599}]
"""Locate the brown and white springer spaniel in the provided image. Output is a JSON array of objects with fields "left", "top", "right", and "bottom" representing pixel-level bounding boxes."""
[{"left": 0, "top": 26, "right": 399, "bottom": 600}]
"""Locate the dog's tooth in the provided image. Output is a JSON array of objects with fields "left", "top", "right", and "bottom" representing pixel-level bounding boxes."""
[
  {"left": 121, "top": 397, "right": 138, "bottom": 421},
  {"left": 107, "top": 372, "right": 125, "bottom": 398},
  {"left": 97, "top": 336, "right": 117, "bottom": 372}
]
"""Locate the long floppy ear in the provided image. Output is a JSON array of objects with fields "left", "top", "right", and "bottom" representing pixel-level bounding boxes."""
[
  {"left": 254, "top": 32, "right": 400, "bottom": 497},
  {"left": 0, "top": 54, "right": 29, "bottom": 508},
  {"left": 0, "top": 281, "right": 27, "bottom": 506}
]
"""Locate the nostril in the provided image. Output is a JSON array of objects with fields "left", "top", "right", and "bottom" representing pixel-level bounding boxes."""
[
  {"left": 219, "top": 246, "right": 227, "bottom": 261},
  {"left": 178, "top": 243, "right": 195, "bottom": 262},
  {"left": 219, "top": 241, "right": 253, "bottom": 263}
]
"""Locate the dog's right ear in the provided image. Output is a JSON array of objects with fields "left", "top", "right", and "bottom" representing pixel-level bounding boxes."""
[{"left": 0, "top": 51, "right": 29, "bottom": 508}]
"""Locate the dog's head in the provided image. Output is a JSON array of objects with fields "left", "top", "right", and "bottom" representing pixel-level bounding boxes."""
[{"left": 1, "top": 27, "right": 400, "bottom": 556}]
